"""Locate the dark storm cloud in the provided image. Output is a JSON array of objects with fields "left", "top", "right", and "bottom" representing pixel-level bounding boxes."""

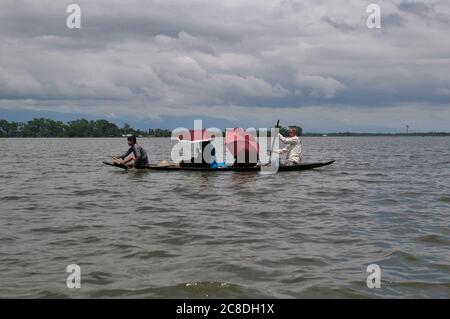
[
  {"left": 0, "top": 0, "right": 450, "bottom": 130},
  {"left": 382, "top": 13, "right": 404, "bottom": 27},
  {"left": 397, "top": 0, "right": 433, "bottom": 17},
  {"left": 322, "top": 16, "right": 360, "bottom": 32}
]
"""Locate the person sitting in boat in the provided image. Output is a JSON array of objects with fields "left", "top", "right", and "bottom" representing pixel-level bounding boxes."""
[
  {"left": 275, "top": 127, "right": 302, "bottom": 166},
  {"left": 112, "top": 135, "right": 149, "bottom": 168},
  {"left": 180, "top": 140, "right": 217, "bottom": 168}
]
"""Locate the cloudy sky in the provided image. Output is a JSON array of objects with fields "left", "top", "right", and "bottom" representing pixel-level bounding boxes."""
[{"left": 1, "top": 0, "right": 450, "bottom": 132}]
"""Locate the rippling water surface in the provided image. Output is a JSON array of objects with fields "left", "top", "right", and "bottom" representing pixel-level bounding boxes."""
[{"left": 0, "top": 137, "right": 449, "bottom": 298}]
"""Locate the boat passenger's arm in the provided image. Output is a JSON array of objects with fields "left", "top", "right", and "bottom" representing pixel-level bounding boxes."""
[
  {"left": 279, "top": 135, "right": 299, "bottom": 145},
  {"left": 274, "top": 147, "right": 288, "bottom": 154},
  {"left": 278, "top": 134, "right": 288, "bottom": 144},
  {"left": 119, "top": 146, "right": 133, "bottom": 159}
]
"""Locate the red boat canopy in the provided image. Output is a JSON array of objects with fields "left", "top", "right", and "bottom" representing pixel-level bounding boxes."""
[
  {"left": 175, "top": 128, "right": 259, "bottom": 164},
  {"left": 225, "top": 128, "right": 259, "bottom": 163}
]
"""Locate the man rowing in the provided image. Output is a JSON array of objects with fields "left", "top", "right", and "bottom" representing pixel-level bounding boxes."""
[
  {"left": 112, "top": 135, "right": 149, "bottom": 168},
  {"left": 275, "top": 127, "right": 302, "bottom": 166}
]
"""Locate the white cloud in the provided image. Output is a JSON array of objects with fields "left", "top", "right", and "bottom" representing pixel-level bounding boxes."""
[
  {"left": 0, "top": 0, "right": 449, "bottom": 130},
  {"left": 294, "top": 73, "right": 345, "bottom": 98}
]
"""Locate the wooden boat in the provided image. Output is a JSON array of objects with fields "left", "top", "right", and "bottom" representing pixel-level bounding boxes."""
[{"left": 102, "top": 160, "right": 335, "bottom": 171}]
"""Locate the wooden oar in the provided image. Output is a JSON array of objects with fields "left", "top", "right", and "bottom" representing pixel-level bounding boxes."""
[{"left": 269, "top": 120, "right": 280, "bottom": 164}]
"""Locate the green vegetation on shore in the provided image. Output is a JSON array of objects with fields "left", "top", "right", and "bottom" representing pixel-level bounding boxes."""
[
  {"left": 0, "top": 118, "right": 448, "bottom": 137},
  {"left": 0, "top": 118, "right": 171, "bottom": 137},
  {"left": 0, "top": 118, "right": 302, "bottom": 137}
]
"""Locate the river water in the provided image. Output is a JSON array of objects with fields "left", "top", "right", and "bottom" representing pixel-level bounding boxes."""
[{"left": 0, "top": 137, "right": 449, "bottom": 298}]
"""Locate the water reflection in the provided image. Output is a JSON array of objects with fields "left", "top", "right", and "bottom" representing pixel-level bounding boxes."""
[{"left": 228, "top": 172, "right": 258, "bottom": 186}]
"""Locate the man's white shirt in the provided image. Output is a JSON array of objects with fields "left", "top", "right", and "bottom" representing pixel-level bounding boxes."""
[{"left": 277, "top": 134, "right": 302, "bottom": 165}]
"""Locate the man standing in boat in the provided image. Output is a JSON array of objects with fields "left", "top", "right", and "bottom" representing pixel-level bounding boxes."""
[
  {"left": 276, "top": 127, "right": 302, "bottom": 166},
  {"left": 112, "top": 135, "right": 149, "bottom": 168}
]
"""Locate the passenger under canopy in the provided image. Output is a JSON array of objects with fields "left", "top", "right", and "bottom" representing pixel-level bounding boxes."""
[
  {"left": 178, "top": 129, "right": 217, "bottom": 167},
  {"left": 225, "top": 128, "right": 259, "bottom": 167}
]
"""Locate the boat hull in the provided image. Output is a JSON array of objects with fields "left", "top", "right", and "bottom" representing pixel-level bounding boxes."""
[{"left": 103, "top": 160, "right": 335, "bottom": 171}]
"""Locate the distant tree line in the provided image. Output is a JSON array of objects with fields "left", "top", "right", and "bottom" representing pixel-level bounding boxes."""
[
  {"left": 0, "top": 118, "right": 305, "bottom": 138},
  {"left": 0, "top": 118, "right": 173, "bottom": 137},
  {"left": 3, "top": 118, "right": 443, "bottom": 138}
]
